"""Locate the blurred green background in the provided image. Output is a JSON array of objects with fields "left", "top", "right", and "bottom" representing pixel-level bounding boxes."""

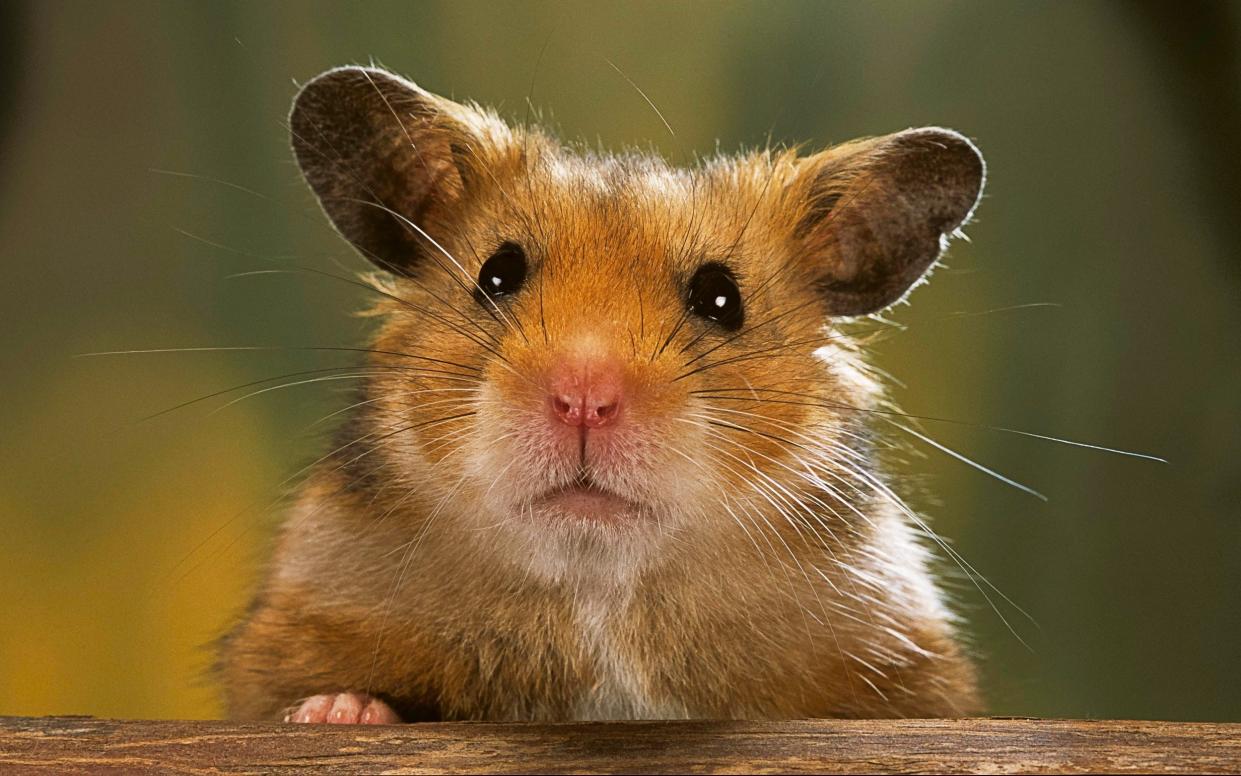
[{"left": 0, "top": 1, "right": 1238, "bottom": 721}]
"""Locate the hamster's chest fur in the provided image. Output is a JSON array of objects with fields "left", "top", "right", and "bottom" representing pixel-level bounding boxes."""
[
  {"left": 219, "top": 471, "right": 978, "bottom": 721},
  {"left": 569, "top": 591, "right": 672, "bottom": 720}
]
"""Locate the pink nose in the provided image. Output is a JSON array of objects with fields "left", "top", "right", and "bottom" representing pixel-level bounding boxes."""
[{"left": 548, "top": 357, "right": 623, "bottom": 428}]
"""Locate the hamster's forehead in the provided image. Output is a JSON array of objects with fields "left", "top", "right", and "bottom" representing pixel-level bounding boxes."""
[{"left": 470, "top": 145, "right": 786, "bottom": 293}]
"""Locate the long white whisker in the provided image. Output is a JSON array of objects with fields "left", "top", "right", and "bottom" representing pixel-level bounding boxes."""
[{"left": 891, "top": 421, "right": 1047, "bottom": 501}]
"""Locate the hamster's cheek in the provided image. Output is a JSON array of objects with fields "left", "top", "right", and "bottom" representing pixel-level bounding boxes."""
[
  {"left": 583, "top": 409, "right": 708, "bottom": 517},
  {"left": 455, "top": 382, "right": 571, "bottom": 510}
]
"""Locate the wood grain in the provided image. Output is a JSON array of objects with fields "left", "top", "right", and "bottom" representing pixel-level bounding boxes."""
[{"left": 0, "top": 716, "right": 1237, "bottom": 774}]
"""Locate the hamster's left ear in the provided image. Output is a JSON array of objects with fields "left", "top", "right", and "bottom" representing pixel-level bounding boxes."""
[
  {"left": 289, "top": 66, "right": 509, "bottom": 276},
  {"left": 792, "top": 128, "right": 984, "bottom": 316}
]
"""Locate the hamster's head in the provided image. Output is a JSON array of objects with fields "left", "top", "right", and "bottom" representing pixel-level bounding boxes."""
[{"left": 291, "top": 67, "right": 984, "bottom": 580}]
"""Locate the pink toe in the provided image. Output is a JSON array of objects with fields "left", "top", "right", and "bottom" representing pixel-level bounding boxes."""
[
  {"left": 328, "top": 692, "right": 366, "bottom": 724},
  {"left": 360, "top": 697, "right": 401, "bottom": 725},
  {"left": 290, "top": 694, "right": 334, "bottom": 724}
]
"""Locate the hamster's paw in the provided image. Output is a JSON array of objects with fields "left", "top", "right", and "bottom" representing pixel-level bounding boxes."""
[{"left": 284, "top": 692, "right": 401, "bottom": 724}]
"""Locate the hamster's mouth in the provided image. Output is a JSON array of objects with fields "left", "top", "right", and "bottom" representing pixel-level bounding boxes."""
[{"left": 533, "top": 477, "right": 641, "bottom": 523}]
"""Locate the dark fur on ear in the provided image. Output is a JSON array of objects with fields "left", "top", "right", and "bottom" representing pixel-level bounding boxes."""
[
  {"left": 289, "top": 66, "right": 499, "bottom": 274},
  {"left": 793, "top": 128, "right": 985, "bottom": 316}
]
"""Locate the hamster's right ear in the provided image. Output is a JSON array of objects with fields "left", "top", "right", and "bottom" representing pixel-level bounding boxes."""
[
  {"left": 789, "top": 128, "right": 985, "bottom": 317},
  {"left": 290, "top": 66, "right": 505, "bottom": 275}
]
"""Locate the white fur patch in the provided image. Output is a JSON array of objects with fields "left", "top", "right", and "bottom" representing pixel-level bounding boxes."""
[{"left": 570, "top": 591, "right": 686, "bottom": 721}]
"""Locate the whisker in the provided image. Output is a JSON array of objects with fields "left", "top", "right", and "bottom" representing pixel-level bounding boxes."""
[
  {"left": 603, "top": 58, "right": 685, "bottom": 161},
  {"left": 135, "top": 363, "right": 476, "bottom": 425},
  {"left": 171, "top": 221, "right": 510, "bottom": 357},
  {"left": 229, "top": 266, "right": 512, "bottom": 363},
  {"left": 889, "top": 422, "right": 1047, "bottom": 502},
  {"left": 677, "top": 298, "right": 828, "bottom": 367},
  {"left": 76, "top": 345, "right": 482, "bottom": 376},
  {"left": 675, "top": 332, "right": 834, "bottom": 381},
  {"left": 693, "top": 387, "right": 1166, "bottom": 463}
]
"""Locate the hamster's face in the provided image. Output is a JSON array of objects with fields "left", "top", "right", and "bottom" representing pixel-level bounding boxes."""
[
  {"left": 291, "top": 68, "right": 984, "bottom": 578},
  {"left": 373, "top": 156, "right": 844, "bottom": 557}
]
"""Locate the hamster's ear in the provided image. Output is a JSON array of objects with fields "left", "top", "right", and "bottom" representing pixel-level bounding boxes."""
[
  {"left": 290, "top": 66, "right": 502, "bottom": 274},
  {"left": 791, "top": 128, "right": 984, "bottom": 316}
]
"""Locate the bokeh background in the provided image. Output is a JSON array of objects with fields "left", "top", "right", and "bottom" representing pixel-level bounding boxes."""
[{"left": 1, "top": 1, "right": 1238, "bottom": 721}]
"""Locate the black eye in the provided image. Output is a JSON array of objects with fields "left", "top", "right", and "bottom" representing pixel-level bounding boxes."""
[
  {"left": 687, "top": 262, "right": 744, "bottom": 331},
  {"left": 475, "top": 242, "right": 527, "bottom": 304}
]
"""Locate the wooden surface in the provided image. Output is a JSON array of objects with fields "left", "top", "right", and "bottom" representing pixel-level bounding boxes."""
[{"left": 0, "top": 716, "right": 1237, "bottom": 774}]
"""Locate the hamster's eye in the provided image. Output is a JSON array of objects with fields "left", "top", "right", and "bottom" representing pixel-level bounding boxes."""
[
  {"left": 475, "top": 242, "right": 527, "bottom": 304},
  {"left": 687, "top": 262, "right": 744, "bottom": 331}
]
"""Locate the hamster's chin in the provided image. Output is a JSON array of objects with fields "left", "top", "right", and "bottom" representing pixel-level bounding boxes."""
[
  {"left": 532, "top": 483, "right": 641, "bottom": 525},
  {"left": 489, "top": 481, "right": 666, "bottom": 581}
]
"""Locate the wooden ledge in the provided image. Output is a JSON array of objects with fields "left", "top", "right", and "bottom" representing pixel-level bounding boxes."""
[{"left": 0, "top": 716, "right": 1236, "bottom": 774}]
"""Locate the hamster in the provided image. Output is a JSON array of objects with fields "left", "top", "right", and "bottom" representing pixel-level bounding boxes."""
[{"left": 217, "top": 65, "right": 986, "bottom": 723}]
